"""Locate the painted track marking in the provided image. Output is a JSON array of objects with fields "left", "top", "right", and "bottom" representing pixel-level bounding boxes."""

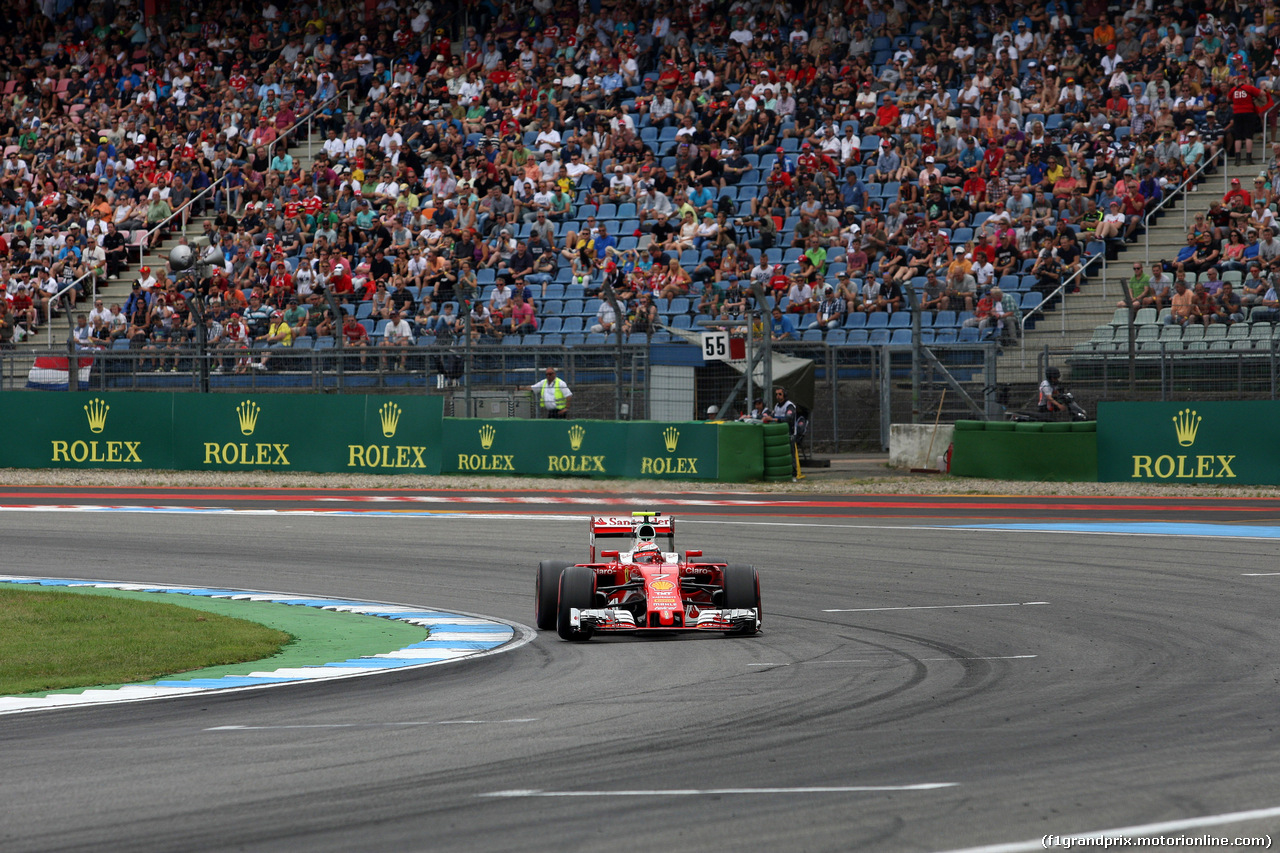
[
  {"left": 747, "top": 655, "right": 1037, "bottom": 667},
  {"left": 481, "top": 784, "right": 958, "bottom": 798},
  {"left": 824, "top": 602, "right": 1049, "bottom": 613},
  {"left": 0, "top": 576, "right": 530, "bottom": 715},
  {"left": 206, "top": 719, "right": 538, "bottom": 731},
  {"left": 936, "top": 802, "right": 1280, "bottom": 853}
]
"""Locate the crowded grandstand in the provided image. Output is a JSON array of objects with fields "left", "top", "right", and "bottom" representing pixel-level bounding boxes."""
[{"left": 0, "top": 0, "right": 1275, "bottom": 369}]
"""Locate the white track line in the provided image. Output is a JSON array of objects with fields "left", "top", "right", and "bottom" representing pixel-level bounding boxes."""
[
  {"left": 480, "top": 784, "right": 958, "bottom": 798},
  {"left": 824, "top": 602, "right": 1049, "bottom": 613},
  {"left": 1242, "top": 572, "right": 1280, "bottom": 576},
  {"left": 747, "top": 655, "right": 1037, "bottom": 666},
  {"left": 3, "top": 507, "right": 1278, "bottom": 543},
  {"left": 936, "top": 803, "right": 1280, "bottom": 853},
  {"left": 206, "top": 719, "right": 538, "bottom": 731}
]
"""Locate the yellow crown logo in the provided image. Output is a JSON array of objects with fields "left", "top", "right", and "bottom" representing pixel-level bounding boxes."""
[
  {"left": 479, "top": 423, "right": 496, "bottom": 450},
  {"left": 84, "top": 398, "right": 109, "bottom": 434},
  {"left": 568, "top": 424, "right": 586, "bottom": 451},
  {"left": 379, "top": 402, "right": 401, "bottom": 438},
  {"left": 236, "top": 401, "right": 261, "bottom": 436},
  {"left": 663, "top": 427, "right": 680, "bottom": 453},
  {"left": 1172, "top": 408, "right": 1201, "bottom": 447}
]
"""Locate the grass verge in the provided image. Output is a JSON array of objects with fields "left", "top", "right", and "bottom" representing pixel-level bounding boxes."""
[{"left": 0, "top": 587, "right": 290, "bottom": 695}]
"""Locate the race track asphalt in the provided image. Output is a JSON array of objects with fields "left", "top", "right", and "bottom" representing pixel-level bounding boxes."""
[{"left": 3, "top": 496, "right": 1280, "bottom": 852}]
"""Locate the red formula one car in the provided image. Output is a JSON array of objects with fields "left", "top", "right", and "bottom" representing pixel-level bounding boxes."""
[{"left": 534, "top": 512, "right": 762, "bottom": 641}]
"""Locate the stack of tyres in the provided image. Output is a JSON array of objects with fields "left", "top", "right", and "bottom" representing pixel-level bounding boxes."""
[{"left": 762, "top": 423, "right": 794, "bottom": 480}]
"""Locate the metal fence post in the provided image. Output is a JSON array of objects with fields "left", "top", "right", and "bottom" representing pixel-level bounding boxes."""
[{"left": 878, "top": 346, "right": 891, "bottom": 451}]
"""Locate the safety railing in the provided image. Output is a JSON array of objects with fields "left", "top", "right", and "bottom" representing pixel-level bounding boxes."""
[
  {"left": 1261, "top": 97, "right": 1279, "bottom": 161},
  {"left": 1142, "top": 147, "right": 1227, "bottom": 268},
  {"left": 44, "top": 269, "right": 97, "bottom": 346},
  {"left": 1017, "top": 253, "right": 1104, "bottom": 367},
  {"left": 137, "top": 92, "right": 343, "bottom": 254}
]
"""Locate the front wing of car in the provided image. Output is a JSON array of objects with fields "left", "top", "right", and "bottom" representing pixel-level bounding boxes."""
[{"left": 568, "top": 607, "right": 760, "bottom": 633}]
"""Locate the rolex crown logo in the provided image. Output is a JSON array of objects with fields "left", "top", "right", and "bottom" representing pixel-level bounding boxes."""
[
  {"left": 568, "top": 424, "right": 586, "bottom": 451},
  {"left": 479, "top": 423, "right": 496, "bottom": 450},
  {"left": 663, "top": 426, "right": 680, "bottom": 453},
  {"left": 379, "top": 402, "right": 402, "bottom": 438},
  {"left": 1172, "top": 408, "right": 1201, "bottom": 447},
  {"left": 236, "top": 401, "right": 261, "bottom": 436},
  {"left": 84, "top": 398, "right": 109, "bottom": 434}
]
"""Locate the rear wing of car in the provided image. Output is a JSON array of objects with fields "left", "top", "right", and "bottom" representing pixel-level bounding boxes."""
[
  {"left": 590, "top": 512, "right": 674, "bottom": 535},
  {"left": 589, "top": 511, "right": 675, "bottom": 561}
]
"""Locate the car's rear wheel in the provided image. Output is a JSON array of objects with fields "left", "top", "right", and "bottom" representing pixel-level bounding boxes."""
[
  {"left": 557, "top": 565, "right": 597, "bottom": 641},
  {"left": 536, "top": 560, "right": 572, "bottom": 630},
  {"left": 722, "top": 564, "right": 761, "bottom": 636}
]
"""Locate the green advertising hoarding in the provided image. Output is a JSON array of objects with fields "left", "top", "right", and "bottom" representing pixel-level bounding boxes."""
[
  {"left": 1097, "top": 401, "right": 1260, "bottom": 483},
  {"left": 0, "top": 392, "right": 443, "bottom": 474},
  {"left": 441, "top": 419, "right": 722, "bottom": 479}
]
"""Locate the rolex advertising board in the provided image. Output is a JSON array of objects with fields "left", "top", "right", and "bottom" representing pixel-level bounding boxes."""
[
  {"left": 1096, "top": 402, "right": 1262, "bottom": 483},
  {"left": 441, "top": 419, "right": 721, "bottom": 479},
  {"left": 0, "top": 392, "right": 443, "bottom": 474}
]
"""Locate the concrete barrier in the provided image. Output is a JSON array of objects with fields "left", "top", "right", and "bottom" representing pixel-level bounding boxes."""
[{"left": 889, "top": 423, "right": 955, "bottom": 470}]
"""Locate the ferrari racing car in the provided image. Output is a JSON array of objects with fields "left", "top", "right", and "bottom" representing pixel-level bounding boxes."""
[{"left": 534, "top": 512, "right": 762, "bottom": 641}]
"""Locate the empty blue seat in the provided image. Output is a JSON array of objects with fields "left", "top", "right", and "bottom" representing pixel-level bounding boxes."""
[
  {"left": 868, "top": 329, "right": 891, "bottom": 345},
  {"left": 866, "top": 312, "right": 890, "bottom": 329}
]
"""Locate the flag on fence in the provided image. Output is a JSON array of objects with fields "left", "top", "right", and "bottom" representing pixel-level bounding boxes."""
[{"left": 27, "top": 355, "right": 94, "bottom": 390}]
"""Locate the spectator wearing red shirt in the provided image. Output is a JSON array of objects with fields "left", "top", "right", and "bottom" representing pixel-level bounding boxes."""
[
  {"left": 658, "top": 61, "right": 682, "bottom": 90},
  {"left": 1229, "top": 75, "right": 1271, "bottom": 165},
  {"left": 963, "top": 169, "right": 987, "bottom": 209},
  {"left": 1223, "top": 178, "right": 1252, "bottom": 210},
  {"left": 341, "top": 313, "right": 369, "bottom": 368},
  {"left": 1122, "top": 188, "right": 1147, "bottom": 242},
  {"left": 329, "top": 267, "right": 356, "bottom": 303},
  {"left": 869, "top": 97, "right": 900, "bottom": 135}
]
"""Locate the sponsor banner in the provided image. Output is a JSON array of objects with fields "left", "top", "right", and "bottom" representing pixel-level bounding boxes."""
[
  {"left": 1097, "top": 402, "right": 1257, "bottom": 483},
  {"left": 441, "top": 420, "right": 720, "bottom": 479},
  {"left": 0, "top": 392, "right": 443, "bottom": 474}
]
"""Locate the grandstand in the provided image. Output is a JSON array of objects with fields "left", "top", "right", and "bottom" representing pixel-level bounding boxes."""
[{"left": 0, "top": 0, "right": 1277, "bottom": 439}]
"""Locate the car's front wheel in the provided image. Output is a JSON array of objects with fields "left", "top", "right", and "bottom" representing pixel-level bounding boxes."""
[
  {"left": 722, "top": 564, "right": 761, "bottom": 636},
  {"left": 557, "top": 565, "right": 598, "bottom": 641},
  {"left": 536, "top": 560, "right": 572, "bottom": 631}
]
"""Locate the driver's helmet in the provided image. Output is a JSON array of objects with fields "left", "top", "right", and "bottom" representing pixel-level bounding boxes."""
[{"left": 633, "top": 542, "right": 664, "bottom": 564}]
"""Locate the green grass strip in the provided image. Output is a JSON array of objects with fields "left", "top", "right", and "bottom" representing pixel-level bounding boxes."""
[{"left": 1, "top": 584, "right": 428, "bottom": 698}]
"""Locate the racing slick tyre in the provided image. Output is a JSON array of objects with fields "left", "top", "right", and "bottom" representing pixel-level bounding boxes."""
[
  {"left": 536, "top": 560, "right": 573, "bottom": 630},
  {"left": 722, "top": 564, "right": 761, "bottom": 636},
  {"left": 557, "top": 565, "right": 598, "bottom": 641}
]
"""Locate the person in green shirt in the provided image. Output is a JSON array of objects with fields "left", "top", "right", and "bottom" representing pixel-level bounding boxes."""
[
  {"left": 283, "top": 297, "right": 309, "bottom": 335},
  {"left": 1117, "top": 260, "right": 1154, "bottom": 312},
  {"left": 804, "top": 236, "right": 827, "bottom": 274}
]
